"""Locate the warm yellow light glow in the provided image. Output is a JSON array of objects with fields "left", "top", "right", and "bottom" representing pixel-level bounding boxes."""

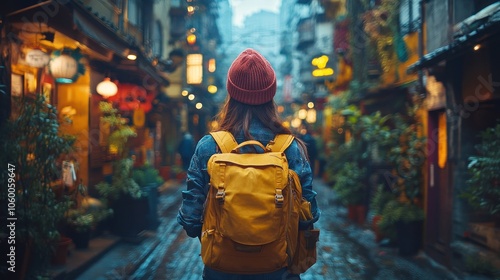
[
  {"left": 195, "top": 102, "right": 203, "bottom": 109},
  {"left": 188, "top": 94, "right": 195, "bottom": 100},
  {"left": 312, "top": 68, "right": 334, "bottom": 77},
  {"left": 96, "top": 78, "right": 118, "bottom": 98},
  {"left": 298, "top": 109, "right": 307, "bottom": 120},
  {"left": 474, "top": 44, "right": 481, "bottom": 51},
  {"left": 186, "top": 34, "right": 197, "bottom": 45},
  {"left": 208, "top": 58, "right": 216, "bottom": 72},
  {"left": 291, "top": 118, "right": 301, "bottom": 128},
  {"left": 181, "top": 90, "right": 189, "bottom": 96},
  {"left": 127, "top": 54, "right": 137, "bottom": 60},
  {"left": 307, "top": 102, "right": 314, "bottom": 109},
  {"left": 207, "top": 85, "right": 217, "bottom": 94},
  {"left": 187, "top": 54, "right": 203, "bottom": 84},
  {"left": 190, "top": 28, "right": 196, "bottom": 33},
  {"left": 277, "top": 105, "right": 284, "bottom": 113},
  {"left": 187, "top": 6, "right": 195, "bottom": 13},
  {"left": 49, "top": 54, "right": 78, "bottom": 83},
  {"left": 306, "top": 109, "right": 317, "bottom": 123},
  {"left": 211, "top": 120, "right": 219, "bottom": 129},
  {"left": 282, "top": 121, "right": 290, "bottom": 128}
]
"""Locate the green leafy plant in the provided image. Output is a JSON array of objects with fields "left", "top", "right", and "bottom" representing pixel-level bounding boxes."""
[
  {"left": 370, "top": 185, "right": 395, "bottom": 216},
  {"left": 0, "top": 94, "right": 75, "bottom": 276},
  {"left": 65, "top": 210, "right": 94, "bottom": 233},
  {"left": 379, "top": 101, "right": 426, "bottom": 232},
  {"left": 461, "top": 121, "right": 500, "bottom": 215},
  {"left": 65, "top": 182, "right": 113, "bottom": 233},
  {"left": 132, "top": 164, "right": 164, "bottom": 187},
  {"left": 332, "top": 162, "right": 367, "bottom": 205},
  {"left": 328, "top": 105, "right": 393, "bottom": 206},
  {"left": 464, "top": 255, "right": 500, "bottom": 278},
  {"left": 96, "top": 102, "right": 142, "bottom": 201},
  {"left": 96, "top": 158, "right": 143, "bottom": 200},
  {"left": 99, "top": 101, "right": 137, "bottom": 159}
]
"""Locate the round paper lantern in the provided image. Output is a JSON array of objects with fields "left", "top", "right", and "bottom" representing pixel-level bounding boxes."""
[
  {"left": 96, "top": 78, "right": 118, "bottom": 98},
  {"left": 49, "top": 54, "right": 78, "bottom": 83},
  {"left": 25, "top": 48, "right": 50, "bottom": 68}
]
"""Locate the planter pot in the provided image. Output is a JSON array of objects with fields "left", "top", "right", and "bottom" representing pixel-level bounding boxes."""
[
  {"left": 355, "top": 205, "right": 367, "bottom": 225},
  {"left": 51, "top": 236, "right": 72, "bottom": 265},
  {"left": 372, "top": 215, "right": 384, "bottom": 243},
  {"left": 396, "top": 220, "right": 423, "bottom": 256},
  {"left": 110, "top": 193, "right": 149, "bottom": 238},
  {"left": 347, "top": 204, "right": 367, "bottom": 225},
  {"left": 159, "top": 166, "right": 172, "bottom": 181},
  {"left": 347, "top": 205, "right": 358, "bottom": 222},
  {"left": 144, "top": 184, "right": 160, "bottom": 230},
  {"left": 67, "top": 228, "right": 91, "bottom": 249}
]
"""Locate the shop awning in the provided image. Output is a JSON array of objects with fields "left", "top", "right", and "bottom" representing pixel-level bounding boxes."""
[
  {"left": 72, "top": 4, "right": 169, "bottom": 86},
  {"left": 73, "top": 9, "right": 129, "bottom": 58},
  {"left": 407, "top": 8, "right": 500, "bottom": 74}
]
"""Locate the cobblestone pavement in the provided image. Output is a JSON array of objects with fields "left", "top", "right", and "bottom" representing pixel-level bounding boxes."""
[{"left": 78, "top": 179, "right": 460, "bottom": 280}]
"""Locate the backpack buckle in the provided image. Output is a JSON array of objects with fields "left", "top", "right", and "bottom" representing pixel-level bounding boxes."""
[
  {"left": 216, "top": 186, "right": 225, "bottom": 204},
  {"left": 275, "top": 189, "right": 284, "bottom": 207}
]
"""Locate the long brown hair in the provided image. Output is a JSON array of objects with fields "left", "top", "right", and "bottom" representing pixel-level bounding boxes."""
[{"left": 214, "top": 97, "right": 309, "bottom": 158}]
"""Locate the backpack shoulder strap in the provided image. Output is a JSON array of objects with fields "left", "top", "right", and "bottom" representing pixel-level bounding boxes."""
[
  {"left": 210, "top": 131, "right": 238, "bottom": 153},
  {"left": 267, "top": 134, "right": 294, "bottom": 153}
]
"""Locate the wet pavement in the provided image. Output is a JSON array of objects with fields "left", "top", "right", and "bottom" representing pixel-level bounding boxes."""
[{"left": 76, "top": 179, "right": 461, "bottom": 280}]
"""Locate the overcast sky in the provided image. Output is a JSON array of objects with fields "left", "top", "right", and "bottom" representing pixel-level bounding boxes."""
[{"left": 229, "top": 0, "right": 281, "bottom": 27}]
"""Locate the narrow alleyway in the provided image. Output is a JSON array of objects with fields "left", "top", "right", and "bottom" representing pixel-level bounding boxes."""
[{"left": 77, "top": 179, "right": 458, "bottom": 280}]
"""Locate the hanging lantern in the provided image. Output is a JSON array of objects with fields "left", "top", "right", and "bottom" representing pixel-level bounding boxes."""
[
  {"left": 49, "top": 54, "right": 78, "bottom": 83},
  {"left": 96, "top": 77, "right": 118, "bottom": 98},
  {"left": 25, "top": 48, "right": 50, "bottom": 68},
  {"left": 48, "top": 48, "right": 86, "bottom": 84}
]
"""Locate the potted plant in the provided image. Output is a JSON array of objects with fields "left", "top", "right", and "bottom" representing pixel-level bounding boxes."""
[
  {"left": 379, "top": 104, "right": 426, "bottom": 256},
  {"left": 370, "top": 185, "right": 395, "bottom": 242},
  {"left": 62, "top": 182, "right": 113, "bottom": 248},
  {"left": 460, "top": 120, "right": 500, "bottom": 251},
  {"left": 65, "top": 209, "right": 94, "bottom": 249},
  {"left": 132, "top": 164, "right": 164, "bottom": 229},
  {"left": 330, "top": 105, "right": 392, "bottom": 225},
  {"left": 95, "top": 101, "right": 149, "bottom": 238},
  {"left": 0, "top": 94, "right": 75, "bottom": 277},
  {"left": 332, "top": 161, "right": 368, "bottom": 224}
]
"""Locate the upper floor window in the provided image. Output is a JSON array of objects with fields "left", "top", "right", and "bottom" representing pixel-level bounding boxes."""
[
  {"left": 152, "top": 21, "right": 163, "bottom": 58},
  {"left": 399, "top": 0, "right": 420, "bottom": 35},
  {"left": 128, "top": 0, "right": 141, "bottom": 27}
]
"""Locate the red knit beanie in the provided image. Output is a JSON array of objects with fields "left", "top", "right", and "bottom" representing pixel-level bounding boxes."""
[{"left": 227, "top": 48, "right": 276, "bottom": 105}]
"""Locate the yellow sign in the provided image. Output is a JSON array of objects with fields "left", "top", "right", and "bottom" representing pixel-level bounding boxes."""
[
  {"left": 133, "top": 108, "right": 146, "bottom": 128},
  {"left": 312, "top": 68, "right": 334, "bottom": 77},
  {"left": 311, "top": 55, "right": 334, "bottom": 77}
]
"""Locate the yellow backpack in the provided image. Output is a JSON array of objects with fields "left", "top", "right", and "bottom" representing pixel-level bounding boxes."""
[{"left": 201, "top": 131, "right": 318, "bottom": 274}]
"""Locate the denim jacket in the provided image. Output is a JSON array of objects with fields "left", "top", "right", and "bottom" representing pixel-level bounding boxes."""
[{"left": 177, "top": 119, "right": 321, "bottom": 239}]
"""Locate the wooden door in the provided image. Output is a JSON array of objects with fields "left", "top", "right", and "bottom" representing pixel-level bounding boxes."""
[{"left": 425, "top": 110, "right": 452, "bottom": 267}]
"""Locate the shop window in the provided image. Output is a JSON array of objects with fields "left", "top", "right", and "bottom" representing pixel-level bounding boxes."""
[{"left": 399, "top": 0, "right": 420, "bottom": 35}]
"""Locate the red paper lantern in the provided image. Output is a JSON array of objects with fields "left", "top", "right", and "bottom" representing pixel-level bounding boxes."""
[{"left": 107, "top": 83, "right": 154, "bottom": 113}]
